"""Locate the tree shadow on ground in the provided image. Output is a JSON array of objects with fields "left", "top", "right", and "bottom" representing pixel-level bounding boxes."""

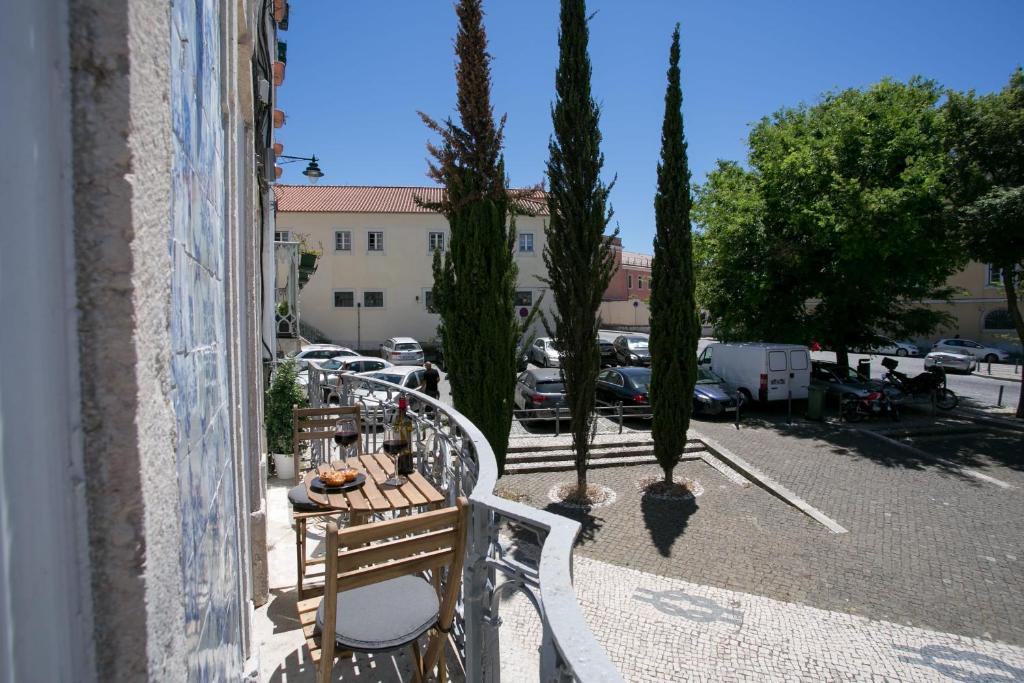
[
  {"left": 541, "top": 503, "right": 605, "bottom": 547},
  {"left": 717, "top": 402, "right": 1023, "bottom": 477},
  {"left": 640, "top": 493, "right": 698, "bottom": 558}
]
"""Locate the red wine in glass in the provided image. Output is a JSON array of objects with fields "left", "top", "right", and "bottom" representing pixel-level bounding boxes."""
[
  {"left": 381, "top": 439, "right": 409, "bottom": 456},
  {"left": 334, "top": 429, "right": 359, "bottom": 447}
]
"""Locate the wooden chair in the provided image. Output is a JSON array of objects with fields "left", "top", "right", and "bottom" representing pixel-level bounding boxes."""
[
  {"left": 289, "top": 405, "right": 363, "bottom": 599},
  {"left": 296, "top": 498, "right": 469, "bottom": 683}
]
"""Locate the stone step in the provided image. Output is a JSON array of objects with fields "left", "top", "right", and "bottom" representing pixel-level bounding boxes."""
[
  {"left": 505, "top": 445, "right": 704, "bottom": 465},
  {"left": 505, "top": 453, "right": 668, "bottom": 474},
  {"left": 506, "top": 438, "right": 703, "bottom": 454}
]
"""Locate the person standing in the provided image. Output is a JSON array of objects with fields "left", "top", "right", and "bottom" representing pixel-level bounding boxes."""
[{"left": 422, "top": 361, "right": 441, "bottom": 401}]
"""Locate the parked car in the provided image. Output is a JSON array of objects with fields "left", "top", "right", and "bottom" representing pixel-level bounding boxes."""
[
  {"left": 529, "top": 337, "right": 563, "bottom": 368},
  {"left": 923, "top": 351, "right": 977, "bottom": 374},
  {"left": 597, "top": 338, "right": 617, "bottom": 367},
  {"left": 810, "top": 361, "right": 879, "bottom": 401},
  {"left": 698, "top": 343, "right": 811, "bottom": 403},
  {"left": 380, "top": 337, "right": 425, "bottom": 366},
  {"left": 351, "top": 366, "right": 427, "bottom": 424},
  {"left": 692, "top": 367, "right": 739, "bottom": 416},
  {"left": 852, "top": 337, "right": 920, "bottom": 357},
  {"left": 932, "top": 338, "right": 1009, "bottom": 363},
  {"left": 612, "top": 335, "right": 651, "bottom": 366},
  {"left": 513, "top": 368, "right": 568, "bottom": 421},
  {"left": 595, "top": 367, "right": 651, "bottom": 416},
  {"left": 288, "top": 344, "right": 358, "bottom": 369}
]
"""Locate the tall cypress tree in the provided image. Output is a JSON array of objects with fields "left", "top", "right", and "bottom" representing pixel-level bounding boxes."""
[
  {"left": 419, "top": 0, "right": 520, "bottom": 471},
  {"left": 544, "top": 0, "right": 617, "bottom": 496},
  {"left": 650, "top": 25, "right": 698, "bottom": 485}
]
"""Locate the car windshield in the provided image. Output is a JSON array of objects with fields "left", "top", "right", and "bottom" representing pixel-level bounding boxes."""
[
  {"left": 320, "top": 360, "right": 342, "bottom": 371},
  {"left": 367, "top": 373, "right": 404, "bottom": 386},
  {"left": 536, "top": 380, "right": 565, "bottom": 393},
  {"left": 395, "top": 343, "right": 420, "bottom": 351},
  {"left": 696, "top": 368, "right": 726, "bottom": 384},
  {"left": 626, "top": 338, "right": 649, "bottom": 350}
]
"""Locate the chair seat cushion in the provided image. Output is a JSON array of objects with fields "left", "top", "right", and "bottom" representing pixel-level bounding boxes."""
[
  {"left": 316, "top": 575, "right": 439, "bottom": 652},
  {"left": 288, "top": 483, "right": 321, "bottom": 512}
]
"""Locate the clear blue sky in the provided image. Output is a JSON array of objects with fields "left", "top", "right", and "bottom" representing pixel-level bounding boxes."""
[{"left": 277, "top": 0, "right": 1022, "bottom": 252}]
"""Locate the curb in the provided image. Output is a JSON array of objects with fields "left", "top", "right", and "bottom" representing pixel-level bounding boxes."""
[
  {"left": 692, "top": 430, "right": 849, "bottom": 534},
  {"left": 969, "top": 371, "right": 1022, "bottom": 384}
]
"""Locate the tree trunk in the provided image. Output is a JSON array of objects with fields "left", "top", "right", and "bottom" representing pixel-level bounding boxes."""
[
  {"left": 576, "top": 469, "right": 587, "bottom": 498},
  {"left": 836, "top": 346, "right": 850, "bottom": 369},
  {"left": 1001, "top": 266, "right": 1024, "bottom": 419},
  {"left": 663, "top": 465, "right": 674, "bottom": 486}
]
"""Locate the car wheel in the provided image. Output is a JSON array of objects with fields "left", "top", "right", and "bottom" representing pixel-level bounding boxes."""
[
  {"left": 984, "top": 354, "right": 998, "bottom": 364},
  {"left": 896, "top": 348, "right": 908, "bottom": 357},
  {"left": 738, "top": 388, "right": 753, "bottom": 406}
]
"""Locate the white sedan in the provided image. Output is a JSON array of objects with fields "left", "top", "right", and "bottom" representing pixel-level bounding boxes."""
[
  {"left": 932, "top": 338, "right": 1010, "bottom": 363},
  {"left": 349, "top": 367, "right": 428, "bottom": 424},
  {"left": 854, "top": 336, "right": 920, "bottom": 357},
  {"left": 923, "top": 351, "right": 977, "bottom": 374}
]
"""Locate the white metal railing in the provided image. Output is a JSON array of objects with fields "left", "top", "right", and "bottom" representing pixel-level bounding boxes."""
[{"left": 304, "top": 367, "right": 624, "bottom": 682}]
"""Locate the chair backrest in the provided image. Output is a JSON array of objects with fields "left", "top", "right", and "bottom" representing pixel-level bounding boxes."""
[
  {"left": 292, "top": 405, "right": 362, "bottom": 466},
  {"left": 321, "top": 498, "right": 469, "bottom": 676}
]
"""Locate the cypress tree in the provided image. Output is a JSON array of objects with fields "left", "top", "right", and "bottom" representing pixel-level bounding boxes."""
[
  {"left": 543, "top": 0, "right": 618, "bottom": 496},
  {"left": 419, "top": 0, "right": 521, "bottom": 472},
  {"left": 650, "top": 25, "right": 698, "bottom": 485}
]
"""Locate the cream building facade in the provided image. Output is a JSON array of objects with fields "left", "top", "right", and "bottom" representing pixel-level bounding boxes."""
[
  {"left": 274, "top": 185, "right": 555, "bottom": 351},
  {"left": 924, "top": 261, "right": 1020, "bottom": 350}
]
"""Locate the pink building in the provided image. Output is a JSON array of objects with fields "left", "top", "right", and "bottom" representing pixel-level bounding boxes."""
[{"left": 604, "top": 236, "right": 653, "bottom": 301}]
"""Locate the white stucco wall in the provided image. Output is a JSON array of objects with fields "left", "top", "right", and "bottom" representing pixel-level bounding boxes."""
[{"left": 277, "top": 209, "right": 554, "bottom": 350}]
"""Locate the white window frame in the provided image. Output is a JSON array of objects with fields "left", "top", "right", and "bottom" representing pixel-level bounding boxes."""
[
  {"left": 275, "top": 230, "right": 292, "bottom": 242},
  {"left": 334, "top": 229, "right": 352, "bottom": 252},
  {"left": 333, "top": 289, "right": 354, "bottom": 308},
  {"left": 986, "top": 264, "right": 1003, "bottom": 287},
  {"left": 423, "top": 288, "right": 437, "bottom": 313},
  {"left": 637, "top": 276, "right": 644, "bottom": 290},
  {"left": 428, "top": 231, "right": 445, "bottom": 253},
  {"left": 367, "top": 230, "right": 385, "bottom": 253},
  {"left": 363, "top": 290, "right": 385, "bottom": 309},
  {"left": 518, "top": 232, "right": 534, "bottom": 254},
  {"left": 515, "top": 290, "right": 533, "bottom": 307}
]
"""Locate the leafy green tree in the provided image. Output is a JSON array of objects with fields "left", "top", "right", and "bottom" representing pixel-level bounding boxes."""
[
  {"left": 419, "top": 0, "right": 523, "bottom": 470},
  {"left": 650, "top": 25, "right": 698, "bottom": 485},
  {"left": 543, "top": 0, "right": 617, "bottom": 496},
  {"left": 695, "top": 78, "right": 960, "bottom": 367},
  {"left": 944, "top": 68, "right": 1024, "bottom": 418}
]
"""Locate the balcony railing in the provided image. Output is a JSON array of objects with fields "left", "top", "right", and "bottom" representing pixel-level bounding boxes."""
[
  {"left": 304, "top": 367, "right": 624, "bottom": 682},
  {"left": 274, "top": 240, "right": 299, "bottom": 338}
]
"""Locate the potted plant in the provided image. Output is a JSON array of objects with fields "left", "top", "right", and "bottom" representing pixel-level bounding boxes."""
[{"left": 264, "top": 358, "right": 308, "bottom": 479}]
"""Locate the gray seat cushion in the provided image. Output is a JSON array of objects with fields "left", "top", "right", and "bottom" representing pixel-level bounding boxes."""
[
  {"left": 316, "top": 575, "right": 439, "bottom": 652},
  {"left": 288, "top": 483, "right": 321, "bottom": 512}
]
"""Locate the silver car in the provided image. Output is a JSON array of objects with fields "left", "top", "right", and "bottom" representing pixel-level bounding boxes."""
[
  {"left": 923, "top": 351, "right": 976, "bottom": 374},
  {"left": 932, "top": 338, "right": 1009, "bottom": 363}
]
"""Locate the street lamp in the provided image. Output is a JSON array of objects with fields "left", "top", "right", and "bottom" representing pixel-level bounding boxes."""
[{"left": 278, "top": 154, "right": 324, "bottom": 184}]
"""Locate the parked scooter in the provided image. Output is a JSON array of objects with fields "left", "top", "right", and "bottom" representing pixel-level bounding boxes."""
[
  {"left": 841, "top": 390, "right": 899, "bottom": 422},
  {"left": 880, "top": 357, "right": 958, "bottom": 410}
]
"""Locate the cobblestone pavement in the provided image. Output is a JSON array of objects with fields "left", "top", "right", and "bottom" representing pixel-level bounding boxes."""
[
  {"left": 501, "top": 554, "right": 1024, "bottom": 682},
  {"left": 499, "top": 418, "right": 1024, "bottom": 648}
]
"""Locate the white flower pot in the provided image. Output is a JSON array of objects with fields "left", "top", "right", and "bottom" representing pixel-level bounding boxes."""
[{"left": 272, "top": 453, "right": 294, "bottom": 480}]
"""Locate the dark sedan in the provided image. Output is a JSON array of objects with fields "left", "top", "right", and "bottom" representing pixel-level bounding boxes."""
[
  {"left": 693, "top": 368, "right": 739, "bottom": 416},
  {"left": 612, "top": 335, "right": 651, "bottom": 366},
  {"left": 596, "top": 367, "right": 651, "bottom": 416}
]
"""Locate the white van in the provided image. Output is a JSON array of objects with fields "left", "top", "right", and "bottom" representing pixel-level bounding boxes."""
[{"left": 697, "top": 343, "right": 810, "bottom": 403}]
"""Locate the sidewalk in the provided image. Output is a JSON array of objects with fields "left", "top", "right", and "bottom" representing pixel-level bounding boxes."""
[
  {"left": 973, "top": 363, "right": 1023, "bottom": 383},
  {"left": 502, "top": 554, "right": 1024, "bottom": 682}
]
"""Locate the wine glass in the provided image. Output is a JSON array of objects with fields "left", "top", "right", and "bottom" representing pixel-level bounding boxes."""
[
  {"left": 381, "top": 423, "right": 408, "bottom": 487},
  {"left": 332, "top": 415, "right": 360, "bottom": 464}
]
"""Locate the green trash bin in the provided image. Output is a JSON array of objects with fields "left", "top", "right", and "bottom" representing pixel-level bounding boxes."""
[{"left": 806, "top": 384, "right": 825, "bottom": 421}]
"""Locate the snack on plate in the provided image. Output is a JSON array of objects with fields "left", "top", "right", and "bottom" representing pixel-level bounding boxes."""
[{"left": 320, "top": 469, "right": 359, "bottom": 487}]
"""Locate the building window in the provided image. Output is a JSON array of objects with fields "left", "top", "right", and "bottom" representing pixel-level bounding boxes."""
[
  {"left": 274, "top": 230, "right": 291, "bottom": 242},
  {"left": 627, "top": 274, "right": 633, "bottom": 289},
  {"left": 984, "top": 308, "right": 1013, "bottom": 330},
  {"left": 518, "top": 232, "right": 534, "bottom": 253},
  {"left": 363, "top": 290, "right": 384, "bottom": 308},
  {"left": 637, "top": 276, "right": 644, "bottom": 290},
  {"left": 986, "top": 264, "right": 1003, "bottom": 286},
  {"left": 367, "top": 231, "right": 384, "bottom": 252},
  {"left": 334, "top": 230, "right": 352, "bottom": 252},
  {"left": 424, "top": 289, "right": 437, "bottom": 313},
  {"left": 428, "top": 231, "right": 445, "bottom": 252},
  {"left": 333, "top": 290, "right": 354, "bottom": 308},
  {"left": 514, "top": 290, "right": 533, "bottom": 307}
]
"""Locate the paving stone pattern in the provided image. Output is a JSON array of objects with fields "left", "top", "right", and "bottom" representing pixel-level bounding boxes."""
[
  {"left": 500, "top": 417, "right": 1024, "bottom": 649},
  {"left": 501, "top": 554, "right": 1024, "bottom": 682}
]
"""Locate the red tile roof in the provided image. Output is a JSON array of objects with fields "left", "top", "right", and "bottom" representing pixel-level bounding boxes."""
[{"left": 273, "top": 184, "right": 548, "bottom": 215}]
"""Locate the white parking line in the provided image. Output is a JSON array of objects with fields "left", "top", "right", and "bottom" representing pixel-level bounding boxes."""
[{"left": 964, "top": 469, "right": 1015, "bottom": 489}]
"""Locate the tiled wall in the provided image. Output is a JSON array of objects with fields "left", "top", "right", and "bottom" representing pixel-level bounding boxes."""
[{"left": 170, "top": 0, "right": 245, "bottom": 678}]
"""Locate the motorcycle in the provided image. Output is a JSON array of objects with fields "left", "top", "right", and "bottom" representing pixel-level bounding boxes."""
[
  {"left": 880, "top": 357, "right": 958, "bottom": 410},
  {"left": 841, "top": 390, "right": 899, "bottom": 423}
]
